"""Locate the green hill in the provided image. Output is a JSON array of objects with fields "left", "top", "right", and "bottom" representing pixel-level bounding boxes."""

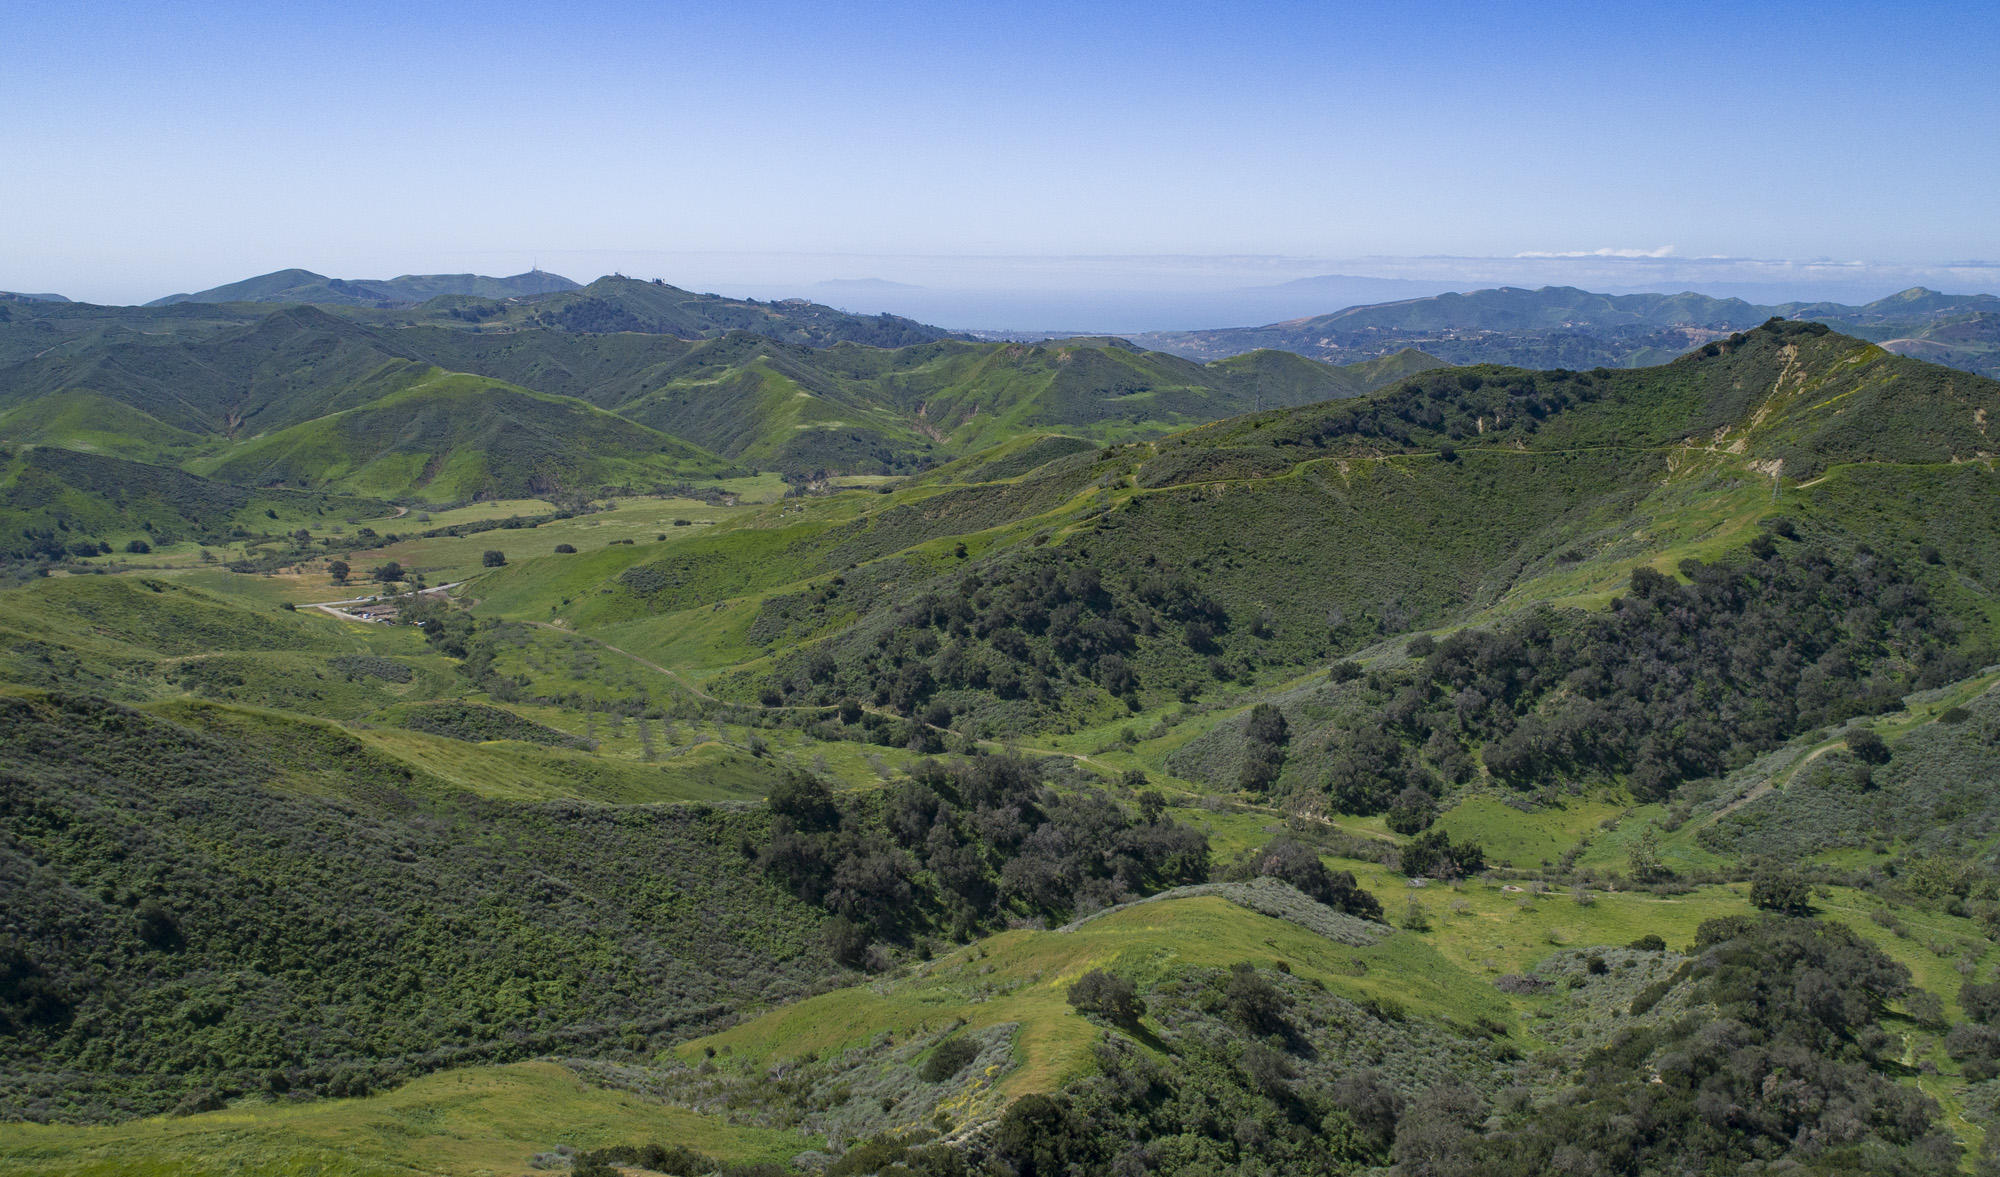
[
  {"left": 581, "top": 335, "right": 1441, "bottom": 471},
  {"left": 198, "top": 370, "right": 734, "bottom": 501},
  {"left": 0, "top": 392, "right": 202, "bottom": 463},
  {"left": 502, "top": 322, "right": 1998, "bottom": 741},
  {"left": 0, "top": 447, "right": 381, "bottom": 562},
  {"left": 0, "top": 305, "right": 432, "bottom": 437}
]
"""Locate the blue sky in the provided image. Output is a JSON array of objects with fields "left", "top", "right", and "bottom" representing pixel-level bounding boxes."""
[{"left": 4, "top": 0, "right": 1997, "bottom": 319}]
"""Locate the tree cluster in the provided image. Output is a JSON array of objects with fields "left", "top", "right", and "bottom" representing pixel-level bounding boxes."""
[
  {"left": 1309, "top": 543, "right": 1968, "bottom": 812},
  {"left": 756, "top": 755, "right": 1209, "bottom": 952},
  {"left": 1221, "top": 837, "right": 1383, "bottom": 921},
  {"left": 766, "top": 548, "right": 1229, "bottom": 722},
  {"left": 1437, "top": 916, "right": 1956, "bottom": 1176}
]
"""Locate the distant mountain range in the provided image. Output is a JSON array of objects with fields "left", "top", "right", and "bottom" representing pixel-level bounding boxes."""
[
  {"left": 1132, "top": 284, "right": 2000, "bottom": 376},
  {"left": 20, "top": 269, "right": 2000, "bottom": 383},
  {"left": 1, "top": 273, "right": 974, "bottom": 361},
  {"left": 147, "top": 267, "right": 582, "bottom": 307}
]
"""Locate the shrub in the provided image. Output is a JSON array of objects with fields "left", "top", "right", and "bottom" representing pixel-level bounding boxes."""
[
  {"left": 1846, "top": 727, "right": 1891, "bottom": 764},
  {"left": 1962, "top": 981, "right": 2000, "bottom": 1026},
  {"left": 481, "top": 550, "right": 507, "bottom": 567},
  {"left": 169, "top": 1088, "right": 226, "bottom": 1117},
  {"left": 821, "top": 916, "right": 869, "bottom": 967},
  {"left": 1068, "top": 969, "right": 1144, "bottom": 1023},
  {"left": 1235, "top": 837, "right": 1383, "bottom": 920},
  {"left": 1385, "top": 786, "right": 1437, "bottom": 835},
  {"left": 918, "top": 1035, "right": 979, "bottom": 1082},
  {"left": 124, "top": 539, "right": 151, "bottom": 554},
  {"left": 1222, "top": 962, "right": 1291, "bottom": 1033},
  {"left": 1750, "top": 868, "right": 1815, "bottom": 915},
  {"left": 554, "top": 543, "right": 577, "bottom": 554},
  {"left": 1398, "top": 829, "right": 1484, "bottom": 879}
]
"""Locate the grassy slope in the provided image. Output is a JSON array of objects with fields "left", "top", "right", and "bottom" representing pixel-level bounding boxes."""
[
  {"left": 684, "top": 889, "right": 1506, "bottom": 1117},
  {"left": 0, "top": 446, "right": 386, "bottom": 557},
  {"left": 0, "top": 393, "right": 201, "bottom": 463},
  {"left": 198, "top": 369, "right": 731, "bottom": 501},
  {"left": 0, "top": 1062, "right": 802, "bottom": 1177},
  {"left": 449, "top": 326, "right": 1998, "bottom": 732}
]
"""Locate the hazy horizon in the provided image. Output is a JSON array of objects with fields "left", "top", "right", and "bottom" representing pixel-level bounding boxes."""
[
  {"left": 13, "top": 249, "right": 2000, "bottom": 335},
  {"left": 6, "top": 0, "right": 1997, "bottom": 327}
]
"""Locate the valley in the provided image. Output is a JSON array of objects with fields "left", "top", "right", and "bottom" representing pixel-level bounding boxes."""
[{"left": 2, "top": 290, "right": 1999, "bottom": 1176}]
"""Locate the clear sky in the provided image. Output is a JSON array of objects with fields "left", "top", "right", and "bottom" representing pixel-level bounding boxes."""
[{"left": 5, "top": 0, "right": 1998, "bottom": 314}]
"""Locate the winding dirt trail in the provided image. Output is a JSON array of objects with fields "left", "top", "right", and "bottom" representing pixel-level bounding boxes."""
[{"left": 1713, "top": 741, "right": 1840, "bottom": 820}]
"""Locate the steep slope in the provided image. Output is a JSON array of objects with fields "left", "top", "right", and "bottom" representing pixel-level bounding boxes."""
[
  {"left": 0, "top": 447, "right": 381, "bottom": 561},
  {"left": 198, "top": 370, "right": 733, "bottom": 500},
  {"left": 494, "top": 322, "right": 1998, "bottom": 742},
  {"left": 0, "top": 305, "right": 428, "bottom": 437},
  {"left": 0, "top": 688, "right": 837, "bottom": 1121}
]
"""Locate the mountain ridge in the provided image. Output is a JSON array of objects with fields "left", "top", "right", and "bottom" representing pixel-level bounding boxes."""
[
  {"left": 1133, "top": 283, "right": 2000, "bottom": 376},
  {"left": 147, "top": 268, "right": 581, "bottom": 307}
]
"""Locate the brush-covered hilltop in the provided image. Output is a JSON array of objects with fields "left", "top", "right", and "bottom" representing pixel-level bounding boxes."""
[{"left": 2, "top": 318, "right": 1998, "bottom": 1177}]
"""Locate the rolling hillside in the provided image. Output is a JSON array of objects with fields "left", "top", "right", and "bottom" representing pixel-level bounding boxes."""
[
  {"left": 0, "top": 447, "right": 381, "bottom": 561},
  {"left": 491, "top": 320, "right": 1999, "bottom": 745},
  {"left": 0, "top": 305, "right": 433, "bottom": 436},
  {"left": 197, "top": 370, "right": 734, "bottom": 500},
  {"left": 0, "top": 305, "right": 1442, "bottom": 478},
  {"left": 5, "top": 317, "right": 2000, "bottom": 1176}
]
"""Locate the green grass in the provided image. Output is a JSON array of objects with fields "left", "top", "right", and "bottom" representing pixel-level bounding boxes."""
[
  {"left": 344, "top": 724, "right": 783, "bottom": 803},
  {"left": 197, "top": 369, "right": 731, "bottom": 502},
  {"left": 1435, "top": 793, "right": 1627, "bottom": 871},
  {"left": 348, "top": 494, "right": 745, "bottom": 587},
  {"left": 683, "top": 890, "right": 1510, "bottom": 1112},
  {"left": 0, "top": 1062, "right": 805, "bottom": 1177}
]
